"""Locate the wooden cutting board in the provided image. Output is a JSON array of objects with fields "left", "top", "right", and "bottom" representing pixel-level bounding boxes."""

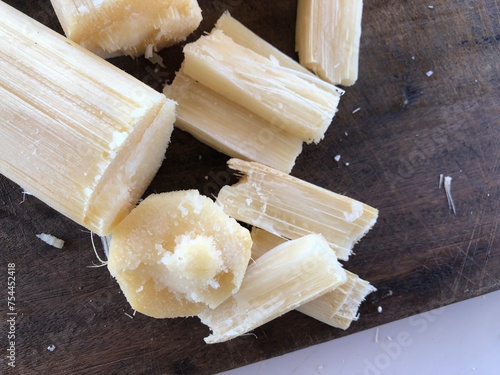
[{"left": 1, "top": 0, "right": 498, "bottom": 374}]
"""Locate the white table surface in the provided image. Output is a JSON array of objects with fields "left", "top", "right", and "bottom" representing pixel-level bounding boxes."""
[{"left": 220, "top": 290, "right": 500, "bottom": 375}]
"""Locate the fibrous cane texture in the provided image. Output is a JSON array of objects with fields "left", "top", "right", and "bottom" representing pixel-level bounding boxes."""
[
  {"left": 199, "top": 234, "right": 347, "bottom": 343},
  {"left": 0, "top": 2, "right": 176, "bottom": 235},
  {"left": 217, "top": 159, "right": 378, "bottom": 261},
  {"left": 50, "top": 0, "right": 202, "bottom": 58},
  {"left": 251, "top": 228, "right": 375, "bottom": 329},
  {"left": 296, "top": 0, "right": 363, "bottom": 86}
]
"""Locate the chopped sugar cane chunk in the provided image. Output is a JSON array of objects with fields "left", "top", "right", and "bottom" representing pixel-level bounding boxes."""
[
  {"left": 181, "top": 20, "right": 343, "bottom": 144},
  {"left": 198, "top": 234, "right": 347, "bottom": 343},
  {"left": 300, "top": 274, "right": 375, "bottom": 329},
  {"left": 164, "top": 71, "right": 303, "bottom": 173},
  {"left": 214, "top": 12, "right": 312, "bottom": 75},
  {"left": 0, "top": 3, "right": 175, "bottom": 235},
  {"left": 216, "top": 159, "right": 379, "bottom": 261},
  {"left": 296, "top": 0, "right": 363, "bottom": 86},
  {"left": 36, "top": 233, "right": 65, "bottom": 249},
  {"left": 107, "top": 190, "right": 252, "bottom": 318},
  {"left": 251, "top": 228, "right": 375, "bottom": 329},
  {"left": 50, "top": 0, "right": 202, "bottom": 58}
]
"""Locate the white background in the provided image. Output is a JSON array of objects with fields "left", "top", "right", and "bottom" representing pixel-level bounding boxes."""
[{"left": 221, "top": 290, "right": 500, "bottom": 375}]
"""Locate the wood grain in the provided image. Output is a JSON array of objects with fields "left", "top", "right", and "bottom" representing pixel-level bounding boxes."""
[{"left": 1, "top": 0, "right": 499, "bottom": 374}]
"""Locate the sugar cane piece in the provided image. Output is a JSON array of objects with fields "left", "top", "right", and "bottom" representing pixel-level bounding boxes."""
[
  {"left": 163, "top": 70, "right": 303, "bottom": 173},
  {"left": 251, "top": 228, "right": 375, "bottom": 329},
  {"left": 198, "top": 234, "right": 347, "bottom": 343},
  {"left": 214, "top": 12, "right": 311, "bottom": 76},
  {"left": 217, "top": 159, "right": 378, "bottom": 261},
  {"left": 0, "top": 2, "right": 175, "bottom": 236},
  {"left": 50, "top": 0, "right": 202, "bottom": 58},
  {"left": 296, "top": 0, "right": 363, "bottom": 86},
  {"left": 107, "top": 190, "right": 252, "bottom": 318},
  {"left": 182, "top": 24, "right": 343, "bottom": 144},
  {"left": 304, "top": 274, "right": 375, "bottom": 329}
]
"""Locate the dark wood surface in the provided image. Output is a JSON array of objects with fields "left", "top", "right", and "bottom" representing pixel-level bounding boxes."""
[{"left": 1, "top": 0, "right": 499, "bottom": 374}]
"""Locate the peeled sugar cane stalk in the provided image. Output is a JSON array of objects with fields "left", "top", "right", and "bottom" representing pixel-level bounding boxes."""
[
  {"left": 107, "top": 190, "right": 252, "bottom": 318},
  {"left": 216, "top": 159, "right": 379, "bottom": 261},
  {"left": 296, "top": 0, "right": 363, "bottom": 86},
  {"left": 0, "top": 2, "right": 176, "bottom": 236},
  {"left": 198, "top": 233, "right": 347, "bottom": 343},
  {"left": 251, "top": 228, "right": 376, "bottom": 329},
  {"left": 50, "top": 0, "right": 202, "bottom": 58},
  {"left": 179, "top": 13, "right": 343, "bottom": 144}
]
